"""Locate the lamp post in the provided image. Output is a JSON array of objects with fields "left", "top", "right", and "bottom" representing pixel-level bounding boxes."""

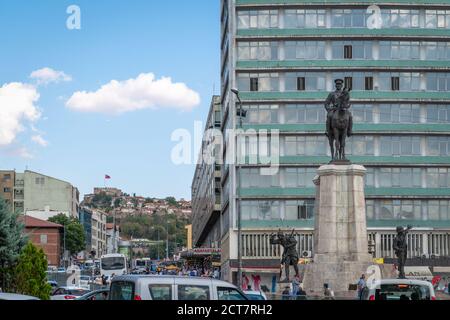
[{"left": 231, "top": 88, "right": 246, "bottom": 289}]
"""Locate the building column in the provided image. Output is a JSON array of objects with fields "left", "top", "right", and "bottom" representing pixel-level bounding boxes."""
[
  {"left": 375, "top": 232, "right": 382, "bottom": 259},
  {"left": 422, "top": 233, "right": 429, "bottom": 257}
]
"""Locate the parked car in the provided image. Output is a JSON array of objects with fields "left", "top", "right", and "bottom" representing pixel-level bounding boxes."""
[
  {"left": 0, "top": 293, "right": 40, "bottom": 300},
  {"left": 47, "top": 280, "right": 59, "bottom": 291},
  {"left": 57, "top": 267, "right": 66, "bottom": 273},
  {"left": 244, "top": 290, "right": 267, "bottom": 300},
  {"left": 109, "top": 275, "right": 248, "bottom": 301},
  {"left": 360, "top": 279, "right": 436, "bottom": 300},
  {"left": 76, "top": 289, "right": 109, "bottom": 301},
  {"left": 79, "top": 276, "right": 93, "bottom": 290},
  {"left": 51, "top": 287, "right": 90, "bottom": 300}
]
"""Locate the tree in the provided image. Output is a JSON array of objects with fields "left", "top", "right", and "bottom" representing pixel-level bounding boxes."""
[
  {"left": 14, "top": 242, "right": 52, "bottom": 300},
  {"left": 165, "top": 197, "right": 178, "bottom": 207},
  {"left": 114, "top": 198, "right": 122, "bottom": 208},
  {"left": 48, "top": 214, "right": 85, "bottom": 255},
  {"left": 0, "top": 197, "right": 27, "bottom": 290}
]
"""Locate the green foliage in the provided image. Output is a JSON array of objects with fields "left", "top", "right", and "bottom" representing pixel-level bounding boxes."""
[
  {"left": 120, "top": 213, "right": 189, "bottom": 259},
  {"left": 0, "top": 196, "right": 27, "bottom": 290},
  {"left": 114, "top": 198, "right": 122, "bottom": 208},
  {"left": 14, "top": 242, "right": 52, "bottom": 300},
  {"left": 48, "top": 214, "right": 85, "bottom": 255},
  {"left": 91, "top": 192, "right": 112, "bottom": 210},
  {"left": 165, "top": 197, "right": 179, "bottom": 207}
]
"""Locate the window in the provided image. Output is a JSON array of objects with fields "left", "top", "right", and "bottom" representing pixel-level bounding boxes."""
[
  {"left": 217, "top": 287, "right": 247, "bottom": 300},
  {"left": 3, "top": 174, "right": 11, "bottom": 181},
  {"left": 35, "top": 177, "right": 45, "bottom": 185},
  {"left": 3, "top": 188, "right": 11, "bottom": 193},
  {"left": 365, "top": 77, "right": 374, "bottom": 90},
  {"left": 345, "top": 77, "right": 353, "bottom": 90},
  {"left": 391, "top": 77, "right": 400, "bottom": 91},
  {"left": 250, "top": 78, "right": 258, "bottom": 92},
  {"left": 297, "top": 77, "right": 306, "bottom": 91},
  {"left": 110, "top": 282, "right": 135, "bottom": 300},
  {"left": 178, "top": 285, "right": 210, "bottom": 300},
  {"left": 285, "top": 201, "right": 315, "bottom": 220},
  {"left": 344, "top": 45, "right": 353, "bottom": 59},
  {"left": 149, "top": 284, "right": 172, "bottom": 300},
  {"left": 40, "top": 234, "right": 48, "bottom": 244}
]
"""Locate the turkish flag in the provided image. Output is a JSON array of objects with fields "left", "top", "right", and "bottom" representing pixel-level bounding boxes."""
[{"left": 105, "top": 175, "right": 111, "bottom": 179}]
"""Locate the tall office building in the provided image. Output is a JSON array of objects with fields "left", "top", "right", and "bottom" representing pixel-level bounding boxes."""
[{"left": 194, "top": 1, "right": 450, "bottom": 286}]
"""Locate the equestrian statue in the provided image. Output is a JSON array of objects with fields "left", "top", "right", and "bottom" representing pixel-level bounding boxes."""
[{"left": 325, "top": 79, "right": 354, "bottom": 162}]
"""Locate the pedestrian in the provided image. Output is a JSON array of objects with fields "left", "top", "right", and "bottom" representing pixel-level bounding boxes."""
[
  {"left": 357, "top": 274, "right": 366, "bottom": 300},
  {"left": 252, "top": 274, "right": 261, "bottom": 292},
  {"left": 297, "top": 283, "right": 307, "bottom": 300},
  {"left": 101, "top": 274, "right": 107, "bottom": 286},
  {"left": 323, "top": 283, "right": 335, "bottom": 300},
  {"left": 282, "top": 286, "right": 291, "bottom": 300},
  {"left": 241, "top": 273, "right": 250, "bottom": 291},
  {"left": 291, "top": 275, "right": 300, "bottom": 298}
]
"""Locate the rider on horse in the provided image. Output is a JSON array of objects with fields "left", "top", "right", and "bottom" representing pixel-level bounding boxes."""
[{"left": 325, "top": 79, "right": 353, "bottom": 138}]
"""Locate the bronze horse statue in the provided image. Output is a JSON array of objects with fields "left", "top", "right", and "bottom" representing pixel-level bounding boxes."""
[{"left": 325, "top": 81, "right": 353, "bottom": 162}]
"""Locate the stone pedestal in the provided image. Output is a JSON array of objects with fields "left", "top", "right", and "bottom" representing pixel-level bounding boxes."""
[{"left": 302, "top": 164, "right": 378, "bottom": 296}]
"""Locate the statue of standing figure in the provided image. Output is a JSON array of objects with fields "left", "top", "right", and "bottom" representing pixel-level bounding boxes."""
[
  {"left": 393, "top": 225, "right": 413, "bottom": 279},
  {"left": 325, "top": 79, "right": 354, "bottom": 162},
  {"left": 270, "top": 230, "right": 299, "bottom": 283}
]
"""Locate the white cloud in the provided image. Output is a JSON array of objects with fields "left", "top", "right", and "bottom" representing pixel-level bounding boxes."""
[
  {"left": 31, "top": 135, "right": 49, "bottom": 147},
  {"left": 30, "top": 67, "right": 72, "bottom": 85},
  {"left": 66, "top": 73, "right": 201, "bottom": 114},
  {"left": 6, "top": 147, "right": 34, "bottom": 159},
  {"left": 0, "top": 82, "right": 41, "bottom": 146}
]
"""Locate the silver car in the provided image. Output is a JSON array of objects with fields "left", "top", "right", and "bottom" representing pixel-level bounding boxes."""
[{"left": 109, "top": 275, "right": 248, "bottom": 301}]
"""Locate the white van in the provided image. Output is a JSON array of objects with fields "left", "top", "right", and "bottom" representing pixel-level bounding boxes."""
[
  {"left": 109, "top": 275, "right": 248, "bottom": 301},
  {"left": 360, "top": 279, "right": 436, "bottom": 300}
]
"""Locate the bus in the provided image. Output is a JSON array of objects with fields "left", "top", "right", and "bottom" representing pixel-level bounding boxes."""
[{"left": 100, "top": 254, "right": 128, "bottom": 278}]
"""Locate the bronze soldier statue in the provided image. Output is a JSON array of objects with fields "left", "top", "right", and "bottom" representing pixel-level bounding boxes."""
[
  {"left": 270, "top": 230, "right": 299, "bottom": 283},
  {"left": 393, "top": 225, "right": 413, "bottom": 279}
]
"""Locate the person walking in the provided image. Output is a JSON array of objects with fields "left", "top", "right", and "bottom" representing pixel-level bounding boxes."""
[
  {"left": 282, "top": 286, "right": 291, "bottom": 300},
  {"left": 291, "top": 275, "right": 300, "bottom": 299},
  {"left": 357, "top": 274, "right": 366, "bottom": 300},
  {"left": 323, "top": 284, "right": 335, "bottom": 300},
  {"left": 241, "top": 273, "right": 250, "bottom": 291}
]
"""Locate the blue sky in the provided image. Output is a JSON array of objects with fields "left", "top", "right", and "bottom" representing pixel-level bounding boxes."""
[{"left": 0, "top": 0, "right": 220, "bottom": 200}]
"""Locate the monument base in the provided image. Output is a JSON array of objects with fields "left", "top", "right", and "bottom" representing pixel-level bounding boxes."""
[{"left": 302, "top": 263, "right": 397, "bottom": 298}]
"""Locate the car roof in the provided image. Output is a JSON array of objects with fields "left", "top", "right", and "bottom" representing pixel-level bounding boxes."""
[
  {"left": 370, "top": 279, "right": 433, "bottom": 286},
  {"left": 111, "top": 275, "right": 236, "bottom": 287},
  {"left": 0, "top": 293, "right": 40, "bottom": 300}
]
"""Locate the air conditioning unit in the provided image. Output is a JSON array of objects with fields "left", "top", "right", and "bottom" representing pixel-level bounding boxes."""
[{"left": 302, "top": 251, "right": 313, "bottom": 258}]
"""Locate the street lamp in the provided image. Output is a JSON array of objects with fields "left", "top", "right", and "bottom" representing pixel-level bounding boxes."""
[{"left": 231, "top": 88, "right": 246, "bottom": 289}]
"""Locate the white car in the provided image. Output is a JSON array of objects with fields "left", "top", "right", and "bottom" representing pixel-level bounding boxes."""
[
  {"left": 79, "top": 276, "right": 93, "bottom": 290},
  {"left": 244, "top": 290, "right": 267, "bottom": 300},
  {"left": 0, "top": 293, "right": 40, "bottom": 300},
  {"left": 51, "top": 287, "right": 91, "bottom": 300},
  {"left": 360, "top": 279, "right": 436, "bottom": 300}
]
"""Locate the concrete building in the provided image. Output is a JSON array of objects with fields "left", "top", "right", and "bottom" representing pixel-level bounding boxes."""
[
  {"left": 8, "top": 170, "right": 79, "bottom": 219},
  {"left": 91, "top": 209, "right": 107, "bottom": 258},
  {"left": 192, "top": 96, "right": 223, "bottom": 250},
  {"left": 193, "top": 0, "right": 450, "bottom": 286},
  {"left": 106, "top": 223, "right": 120, "bottom": 254},
  {"left": 0, "top": 170, "right": 15, "bottom": 209},
  {"left": 94, "top": 187, "right": 122, "bottom": 197},
  {"left": 23, "top": 216, "right": 63, "bottom": 267}
]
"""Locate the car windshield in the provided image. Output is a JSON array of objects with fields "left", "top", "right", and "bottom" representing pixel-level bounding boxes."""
[
  {"left": 102, "top": 257, "right": 125, "bottom": 270},
  {"left": 376, "top": 284, "right": 431, "bottom": 300}
]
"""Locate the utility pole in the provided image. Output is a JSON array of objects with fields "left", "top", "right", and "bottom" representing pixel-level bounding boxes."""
[
  {"left": 63, "top": 223, "right": 66, "bottom": 268},
  {"left": 166, "top": 218, "right": 169, "bottom": 260},
  {"left": 231, "top": 88, "right": 245, "bottom": 289}
]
